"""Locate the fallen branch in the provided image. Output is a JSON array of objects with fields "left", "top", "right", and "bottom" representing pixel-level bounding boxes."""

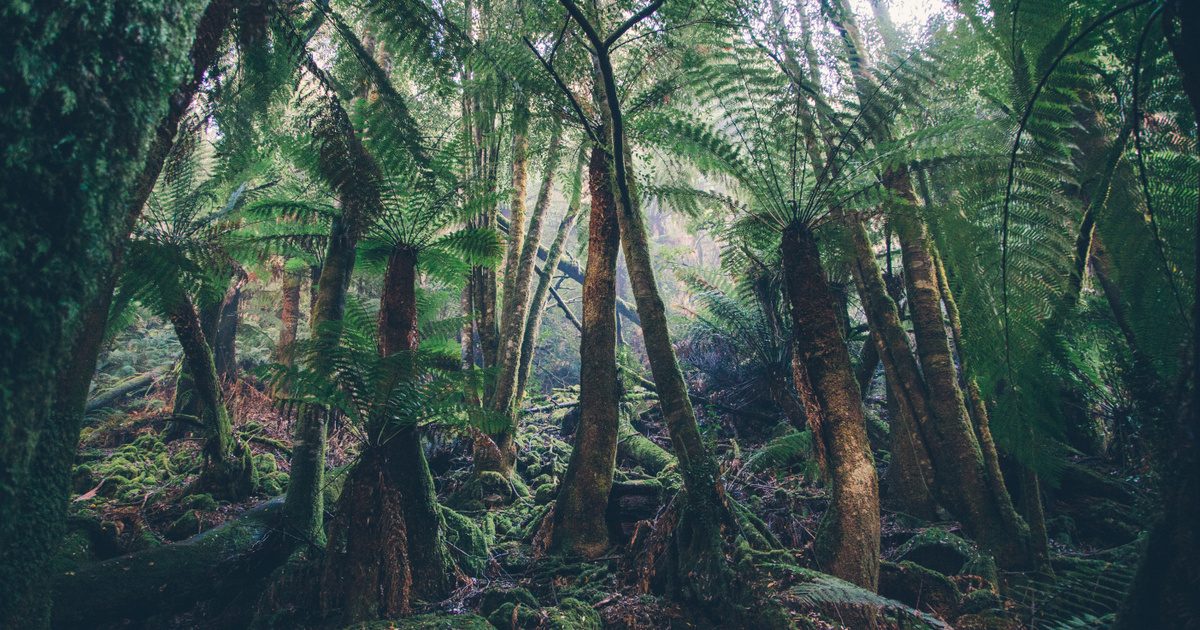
[{"left": 85, "top": 369, "right": 168, "bottom": 413}]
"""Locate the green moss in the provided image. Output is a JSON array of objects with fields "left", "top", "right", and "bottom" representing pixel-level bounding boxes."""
[
  {"left": 533, "top": 484, "right": 556, "bottom": 505},
  {"left": 441, "top": 507, "right": 490, "bottom": 577},
  {"left": 182, "top": 493, "right": 218, "bottom": 511},
  {"left": 253, "top": 453, "right": 278, "bottom": 474},
  {"left": 543, "top": 598, "right": 601, "bottom": 629},
  {"left": 480, "top": 586, "right": 539, "bottom": 616},
  {"left": 346, "top": 614, "right": 493, "bottom": 629}
]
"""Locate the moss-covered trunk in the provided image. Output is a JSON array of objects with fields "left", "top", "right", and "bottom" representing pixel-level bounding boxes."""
[
  {"left": 551, "top": 139, "right": 621, "bottom": 557},
  {"left": 166, "top": 293, "right": 253, "bottom": 499},
  {"left": 518, "top": 144, "right": 587, "bottom": 400},
  {"left": 0, "top": 3, "right": 225, "bottom": 622},
  {"left": 781, "top": 221, "right": 881, "bottom": 590},
  {"left": 844, "top": 216, "right": 939, "bottom": 521},
  {"left": 893, "top": 207, "right": 1032, "bottom": 569},
  {"left": 321, "top": 247, "right": 454, "bottom": 623},
  {"left": 276, "top": 269, "right": 303, "bottom": 366},
  {"left": 284, "top": 81, "right": 384, "bottom": 544}
]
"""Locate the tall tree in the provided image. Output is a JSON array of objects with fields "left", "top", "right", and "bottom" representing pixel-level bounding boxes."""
[{"left": 0, "top": 2, "right": 220, "bottom": 623}]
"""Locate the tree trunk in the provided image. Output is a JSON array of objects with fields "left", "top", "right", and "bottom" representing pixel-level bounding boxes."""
[
  {"left": 283, "top": 77, "right": 385, "bottom": 544},
  {"left": 166, "top": 293, "right": 253, "bottom": 499},
  {"left": 0, "top": 2, "right": 228, "bottom": 621},
  {"left": 276, "top": 269, "right": 303, "bottom": 366},
  {"left": 551, "top": 139, "right": 621, "bottom": 557},
  {"left": 893, "top": 208, "right": 1033, "bottom": 569},
  {"left": 214, "top": 282, "right": 240, "bottom": 382},
  {"left": 781, "top": 222, "right": 880, "bottom": 590},
  {"left": 321, "top": 247, "right": 454, "bottom": 624},
  {"left": 844, "top": 217, "right": 939, "bottom": 521},
  {"left": 493, "top": 118, "right": 563, "bottom": 416},
  {"left": 517, "top": 144, "right": 587, "bottom": 400},
  {"left": 1113, "top": 5, "right": 1200, "bottom": 606}
]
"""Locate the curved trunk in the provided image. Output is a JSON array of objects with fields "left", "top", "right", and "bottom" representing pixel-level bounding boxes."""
[
  {"left": 781, "top": 222, "right": 880, "bottom": 590},
  {"left": 284, "top": 78, "right": 385, "bottom": 543},
  {"left": 167, "top": 293, "right": 252, "bottom": 499},
  {"left": 845, "top": 217, "right": 938, "bottom": 520},
  {"left": 894, "top": 209, "right": 1032, "bottom": 569},
  {"left": 214, "top": 283, "right": 239, "bottom": 382},
  {"left": 551, "top": 140, "right": 621, "bottom": 557}
]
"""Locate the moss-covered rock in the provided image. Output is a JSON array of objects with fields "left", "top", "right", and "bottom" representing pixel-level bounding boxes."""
[
  {"left": 182, "top": 493, "right": 218, "bottom": 511},
  {"left": 534, "top": 483, "right": 557, "bottom": 505},
  {"left": 878, "top": 560, "right": 961, "bottom": 618},
  {"left": 442, "top": 506, "right": 490, "bottom": 577},
  {"left": 480, "top": 586, "right": 540, "bottom": 616},
  {"left": 543, "top": 598, "right": 601, "bottom": 629},
  {"left": 346, "top": 613, "right": 494, "bottom": 629},
  {"left": 958, "top": 588, "right": 1003, "bottom": 616},
  {"left": 953, "top": 612, "right": 1023, "bottom": 630},
  {"left": 895, "top": 528, "right": 978, "bottom": 576},
  {"left": 167, "top": 509, "right": 204, "bottom": 541}
]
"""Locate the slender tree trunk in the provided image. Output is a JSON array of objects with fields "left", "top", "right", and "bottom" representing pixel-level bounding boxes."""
[
  {"left": 551, "top": 139, "right": 621, "bottom": 557},
  {"left": 283, "top": 75, "right": 385, "bottom": 543},
  {"left": 844, "top": 217, "right": 939, "bottom": 520},
  {"left": 518, "top": 149, "right": 586, "bottom": 401},
  {"left": 493, "top": 118, "right": 564, "bottom": 415},
  {"left": 893, "top": 207, "right": 1033, "bottom": 568},
  {"left": 0, "top": 2, "right": 231, "bottom": 620},
  {"left": 214, "top": 282, "right": 240, "bottom": 382},
  {"left": 781, "top": 222, "right": 880, "bottom": 590},
  {"left": 166, "top": 293, "right": 252, "bottom": 499},
  {"left": 277, "top": 269, "right": 303, "bottom": 366},
  {"left": 322, "top": 247, "right": 454, "bottom": 624}
]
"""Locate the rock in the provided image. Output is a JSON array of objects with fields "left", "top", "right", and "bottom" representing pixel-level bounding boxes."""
[
  {"left": 182, "top": 492, "right": 218, "bottom": 511},
  {"left": 953, "top": 613, "right": 1023, "bottom": 630},
  {"left": 442, "top": 506, "right": 490, "bottom": 577},
  {"left": 543, "top": 598, "right": 602, "bottom": 629},
  {"left": 479, "top": 586, "right": 539, "bottom": 616},
  {"left": 878, "top": 561, "right": 961, "bottom": 618},
  {"left": 534, "top": 483, "right": 557, "bottom": 505},
  {"left": 347, "top": 614, "right": 493, "bottom": 629},
  {"left": 958, "top": 588, "right": 1003, "bottom": 616},
  {"left": 895, "top": 528, "right": 977, "bottom": 576},
  {"left": 166, "top": 509, "right": 204, "bottom": 541}
]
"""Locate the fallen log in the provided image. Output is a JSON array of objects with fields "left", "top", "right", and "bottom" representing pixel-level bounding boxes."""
[
  {"left": 85, "top": 369, "right": 167, "bottom": 413},
  {"left": 53, "top": 497, "right": 288, "bottom": 628}
]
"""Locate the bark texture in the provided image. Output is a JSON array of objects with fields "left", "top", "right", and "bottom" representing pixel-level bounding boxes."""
[
  {"left": 0, "top": 3, "right": 220, "bottom": 622},
  {"left": 551, "top": 140, "right": 621, "bottom": 557},
  {"left": 321, "top": 248, "right": 454, "bottom": 624},
  {"left": 781, "top": 222, "right": 881, "bottom": 590}
]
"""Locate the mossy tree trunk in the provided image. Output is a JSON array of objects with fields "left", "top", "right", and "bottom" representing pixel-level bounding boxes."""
[
  {"left": 490, "top": 114, "right": 564, "bottom": 476},
  {"left": 276, "top": 268, "right": 303, "bottom": 366},
  {"left": 781, "top": 221, "right": 881, "bottom": 591},
  {"left": 551, "top": 138, "right": 621, "bottom": 557},
  {"left": 283, "top": 77, "right": 385, "bottom": 545},
  {"left": 844, "top": 216, "right": 939, "bottom": 521},
  {"left": 893, "top": 206, "right": 1033, "bottom": 569},
  {"left": 166, "top": 292, "right": 253, "bottom": 499},
  {"left": 0, "top": 2, "right": 222, "bottom": 623},
  {"left": 321, "top": 247, "right": 455, "bottom": 624},
  {"left": 517, "top": 144, "right": 587, "bottom": 400}
]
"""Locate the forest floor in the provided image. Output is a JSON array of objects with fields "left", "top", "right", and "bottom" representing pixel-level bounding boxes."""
[{"left": 58, "top": 373, "right": 1149, "bottom": 629}]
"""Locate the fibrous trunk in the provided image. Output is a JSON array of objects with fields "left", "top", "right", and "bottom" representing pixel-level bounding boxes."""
[
  {"left": 551, "top": 139, "right": 621, "bottom": 557},
  {"left": 781, "top": 221, "right": 880, "bottom": 590},
  {"left": 321, "top": 248, "right": 454, "bottom": 623}
]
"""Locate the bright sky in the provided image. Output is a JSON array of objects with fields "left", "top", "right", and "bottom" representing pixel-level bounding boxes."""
[{"left": 852, "top": 0, "right": 952, "bottom": 36}]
